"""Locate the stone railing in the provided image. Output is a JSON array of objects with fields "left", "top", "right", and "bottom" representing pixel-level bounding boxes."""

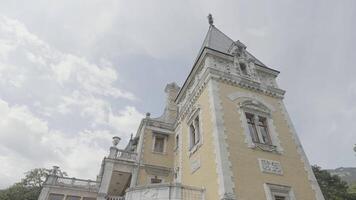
[
  {"left": 125, "top": 183, "right": 205, "bottom": 200},
  {"left": 106, "top": 196, "right": 125, "bottom": 200},
  {"left": 53, "top": 176, "right": 100, "bottom": 192},
  {"left": 115, "top": 149, "right": 137, "bottom": 161}
]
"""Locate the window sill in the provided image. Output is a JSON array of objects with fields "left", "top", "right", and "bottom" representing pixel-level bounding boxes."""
[
  {"left": 152, "top": 151, "right": 167, "bottom": 155},
  {"left": 251, "top": 143, "right": 280, "bottom": 154},
  {"left": 189, "top": 142, "right": 202, "bottom": 157}
]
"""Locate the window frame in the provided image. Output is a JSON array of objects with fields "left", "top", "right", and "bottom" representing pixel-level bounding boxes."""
[
  {"left": 264, "top": 183, "right": 296, "bottom": 200},
  {"left": 48, "top": 194, "right": 65, "bottom": 200},
  {"left": 152, "top": 133, "right": 167, "bottom": 154},
  {"left": 245, "top": 112, "right": 272, "bottom": 146},
  {"left": 65, "top": 196, "right": 81, "bottom": 200},
  {"left": 187, "top": 108, "right": 203, "bottom": 155},
  {"left": 239, "top": 99, "right": 283, "bottom": 153},
  {"left": 239, "top": 62, "right": 249, "bottom": 76}
]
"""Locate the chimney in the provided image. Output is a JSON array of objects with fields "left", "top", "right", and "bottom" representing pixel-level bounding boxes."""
[{"left": 162, "top": 82, "right": 180, "bottom": 123}]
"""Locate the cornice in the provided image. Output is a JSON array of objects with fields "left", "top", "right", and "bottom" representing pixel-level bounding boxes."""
[{"left": 176, "top": 63, "right": 285, "bottom": 125}]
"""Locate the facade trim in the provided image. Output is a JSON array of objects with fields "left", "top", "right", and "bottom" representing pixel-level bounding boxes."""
[{"left": 208, "top": 79, "right": 236, "bottom": 200}]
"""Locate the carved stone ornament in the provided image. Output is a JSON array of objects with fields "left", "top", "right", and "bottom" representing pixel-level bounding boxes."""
[{"left": 258, "top": 158, "right": 283, "bottom": 175}]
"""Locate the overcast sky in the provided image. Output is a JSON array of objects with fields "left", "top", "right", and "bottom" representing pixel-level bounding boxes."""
[{"left": 0, "top": 0, "right": 355, "bottom": 189}]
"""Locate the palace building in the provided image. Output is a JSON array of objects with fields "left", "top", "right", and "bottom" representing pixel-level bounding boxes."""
[{"left": 38, "top": 16, "right": 325, "bottom": 200}]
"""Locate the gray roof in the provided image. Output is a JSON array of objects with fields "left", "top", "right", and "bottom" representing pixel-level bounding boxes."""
[{"left": 198, "top": 25, "right": 268, "bottom": 68}]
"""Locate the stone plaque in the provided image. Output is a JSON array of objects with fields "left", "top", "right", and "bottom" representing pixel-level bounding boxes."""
[{"left": 258, "top": 158, "right": 283, "bottom": 175}]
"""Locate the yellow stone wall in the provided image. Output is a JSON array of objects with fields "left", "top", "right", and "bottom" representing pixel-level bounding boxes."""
[
  {"left": 218, "top": 81, "right": 317, "bottom": 200},
  {"left": 178, "top": 87, "right": 220, "bottom": 200},
  {"left": 136, "top": 128, "right": 174, "bottom": 185},
  {"left": 133, "top": 78, "right": 318, "bottom": 200}
]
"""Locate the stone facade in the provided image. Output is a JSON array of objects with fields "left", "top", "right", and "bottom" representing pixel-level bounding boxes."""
[{"left": 38, "top": 20, "right": 325, "bottom": 200}]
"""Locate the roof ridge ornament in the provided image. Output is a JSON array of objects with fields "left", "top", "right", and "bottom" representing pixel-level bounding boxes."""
[{"left": 207, "top": 14, "right": 214, "bottom": 26}]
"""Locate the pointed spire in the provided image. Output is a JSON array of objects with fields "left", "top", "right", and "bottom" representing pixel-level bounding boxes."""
[{"left": 207, "top": 14, "right": 214, "bottom": 26}]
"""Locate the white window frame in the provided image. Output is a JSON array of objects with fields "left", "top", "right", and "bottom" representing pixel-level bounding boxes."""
[
  {"left": 187, "top": 107, "right": 203, "bottom": 156},
  {"left": 239, "top": 99, "right": 283, "bottom": 153},
  {"left": 152, "top": 133, "right": 167, "bottom": 154},
  {"left": 264, "top": 183, "right": 296, "bottom": 200},
  {"left": 245, "top": 112, "right": 272, "bottom": 145}
]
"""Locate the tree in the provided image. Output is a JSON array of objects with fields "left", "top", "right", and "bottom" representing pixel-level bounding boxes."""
[
  {"left": 312, "top": 165, "right": 356, "bottom": 200},
  {"left": 0, "top": 168, "right": 67, "bottom": 200}
]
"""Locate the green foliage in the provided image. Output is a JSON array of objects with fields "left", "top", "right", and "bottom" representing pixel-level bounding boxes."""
[
  {"left": 0, "top": 168, "right": 66, "bottom": 200},
  {"left": 349, "top": 182, "right": 356, "bottom": 194},
  {"left": 313, "top": 165, "right": 356, "bottom": 200},
  {"left": 0, "top": 183, "right": 41, "bottom": 200}
]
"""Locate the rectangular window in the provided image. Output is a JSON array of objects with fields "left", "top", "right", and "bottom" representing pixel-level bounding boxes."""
[
  {"left": 154, "top": 136, "right": 165, "bottom": 153},
  {"left": 189, "top": 115, "right": 201, "bottom": 150},
  {"left": 189, "top": 124, "right": 196, "bottom": 149},
  {"left": 258, "top": 116, "right": 271, "bottom": 145},
  {"left": 175, "top": 134, "right": 179, "bottom": 149},
  {"left": 66, "top": 196, "right": 81, "bottom": 200},
  {"left": 246, "top": 113, "right": 259, "bottom": 143},
  {"left": 274, "top": 196, "right": 286, "bottom": 200},
  {"left": 49, "top": 194, "right": 64, "bottom": 200},
  {"left": 265, "top": 183, "right": 294, "bottom": 200},
  {"left": 245, "top": 113, "right": 272, "bottom": 145},
  {"left": 150, "top": 176, "right": 162, "bottom": 184},
  {"left": 194, "top": 116, "right": 200, "bottom": 143}
]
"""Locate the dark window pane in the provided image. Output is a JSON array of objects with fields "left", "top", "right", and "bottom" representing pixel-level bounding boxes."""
[
  {"left": 194, "top": 116, "right": 200, "bottom": 143},
  {"left": 258, "top": 117, "right": 271, "bottom": 145},
  {"left": 274, "top": 196, "right": 286, "bottom": 200},
  {"left": 66, "top": 196, "right": 81, "bottom": 200},
  {"left": 245, "top": 113, "right": 259, "bottom": 143},
  {"left": 49, "top": 194, "right": 64, "bottom": 200},
  {"left": 151, "top": 177, "right": 162, "bottom": 184},
  {"left": 248, "top": 123, "right": 259, "bottom": 143},
  {"left": 190, "top": 124, "right": 196, "bottom": 149},
  {"left": 154, "top": 137, "right": 164, "bottom": 152}
]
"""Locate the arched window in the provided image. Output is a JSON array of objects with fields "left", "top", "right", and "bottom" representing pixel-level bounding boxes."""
[
  {"left": 187, "top": 107, "right": 202, "bottom": 154},
  {"left": 239, "top": 62, "right": 248, "bottom": 75},
  {"left": 189, "top": 115, "right": 200, "bottom": 150}
]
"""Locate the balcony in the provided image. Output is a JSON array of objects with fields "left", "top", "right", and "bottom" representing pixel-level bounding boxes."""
[
  {"left": 46, "top": 176, "right": 100, "bottom": 192},
  {"left": 39, "top": 174, "right": 100, "bottom": 200},
  {"left": 114, "top": 149, "right": 137, "bottom": 162}
]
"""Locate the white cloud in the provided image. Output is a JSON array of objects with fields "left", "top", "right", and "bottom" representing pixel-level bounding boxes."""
[
  {"left": 0, "top": 15, "right": 144, "bottom": 188},
  {"left": 0, "top": 98, "right": 143, "bottom": 188}
]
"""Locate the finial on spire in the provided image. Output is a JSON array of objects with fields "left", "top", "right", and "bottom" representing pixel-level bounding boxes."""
[{"left": 207, "top": 14, "right": 214, "bottom": 26}]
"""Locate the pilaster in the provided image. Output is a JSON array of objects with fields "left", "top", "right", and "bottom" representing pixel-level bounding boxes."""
[{"left": 208, "top": 79, "right": 236, "bottom": 200}]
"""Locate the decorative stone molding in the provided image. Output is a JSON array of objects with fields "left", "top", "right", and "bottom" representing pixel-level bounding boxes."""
[
  {"left": 278, "top": 100, "right": 325, "bottom": 200},
  {"left": 176, "top": 52, "right": 285, "bottom": 128},
  {"left": 258, "top": 158, "right": 283, "bottom": 175},
  {"left": 227, "top": 92, "right": 275, "bottom": 112},
  {"left": 208, "top": 80, "right": 236, "bottom": 199},
  {"left": 190, "top": 158, "right": 201, "bottom": 174},
  {"left": 264, "top": 183, "right": 296, "bottom": 200},
  {"left": 230, "top": 91, "right": 283, "bottom": 153},
  {"left": 144, "top": 165, "right": 171, "bottom": 177},
  {"left": 186, "top": 106, "right": 204, "bottom": 157}
]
